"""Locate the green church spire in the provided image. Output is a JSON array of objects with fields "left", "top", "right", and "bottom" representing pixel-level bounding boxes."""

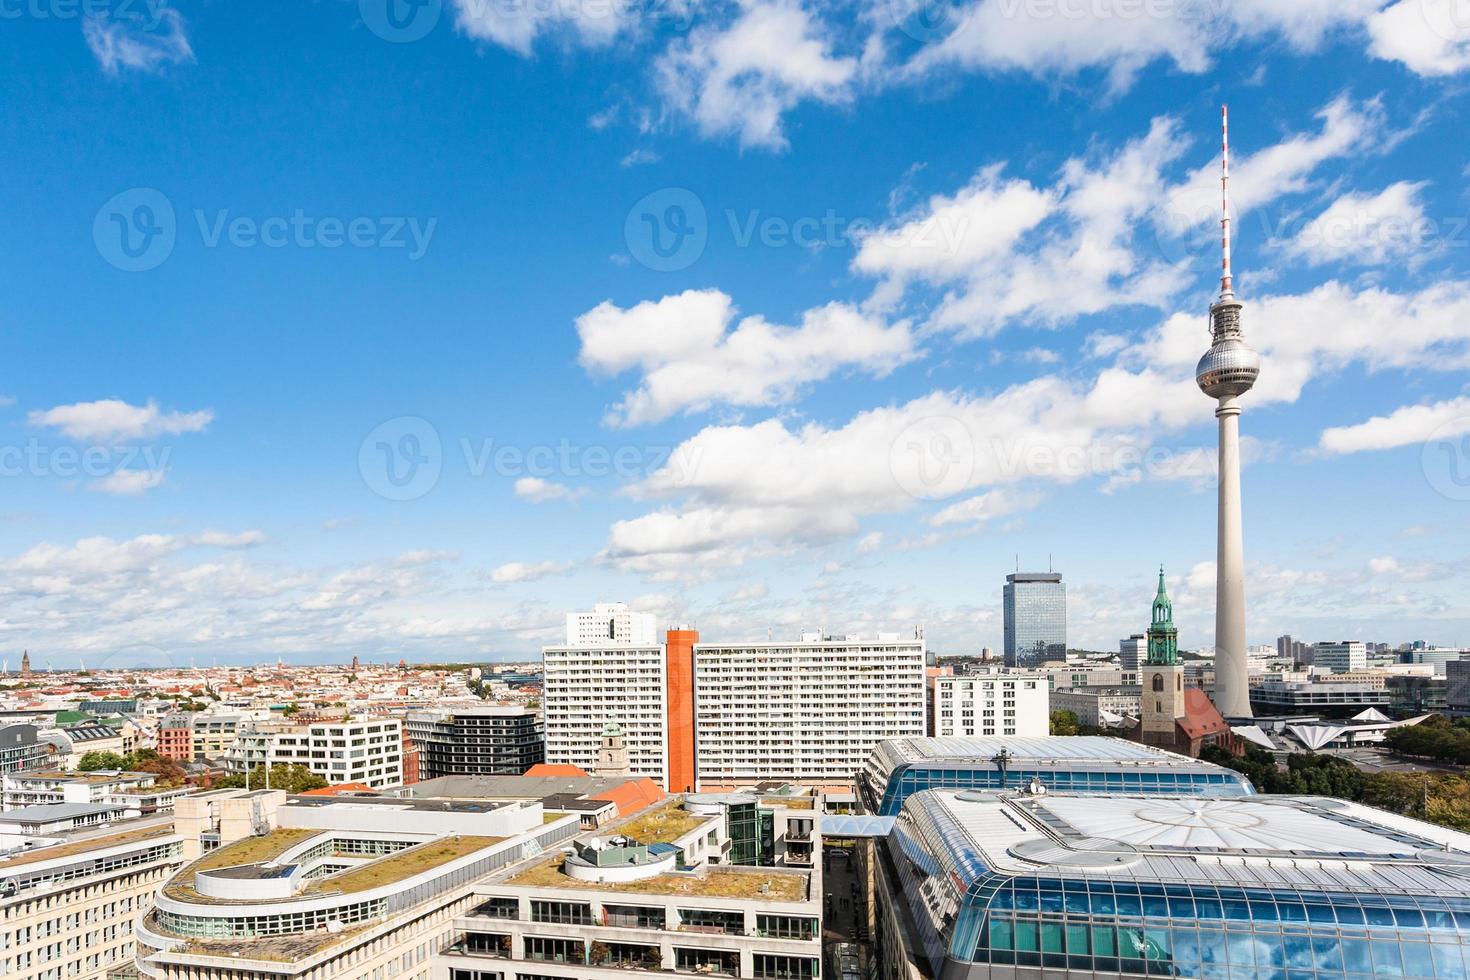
[{"left": 1146, "top": 566, "right": 1179, "bottom": 666}]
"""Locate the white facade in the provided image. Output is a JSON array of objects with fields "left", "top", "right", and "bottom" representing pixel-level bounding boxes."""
[
  {"left": 225, "top": 718, "right": 403, "bottom": 787},
  {"left": 1314, "top": 641, "right": 1368, "bottom": 674},
  {"left": 1119, "top": 635, "right": 1147, "bottom": 671},
  {"left": 0, "top": 819, "right": 184, "bottom": 980},
  {"left": 565, "top": 601, "right": 657, "bottom": 647},
  {"left": 693, "top": 637, "right": 926, "bottom": 784},
  {"left": 929, "top": 671, "right": 1049, "bottom": 738},
  {"left": 542, "top": 644, "right": 667, "bottom": 783}
]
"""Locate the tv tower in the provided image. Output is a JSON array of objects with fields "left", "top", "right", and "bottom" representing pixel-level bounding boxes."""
[{"left": 1196, "top": 105, "right": 1260, "bottom": 720}]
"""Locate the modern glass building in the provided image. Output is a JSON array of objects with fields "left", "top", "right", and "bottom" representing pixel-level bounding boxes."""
[
  {"left": 881, "top": 788, "right": 1470, "bottom": 979},
  {"left": 859, "top": 736, "right": 1255, "bottom": 816},
  {"left": 1004, "top": 572, "right": 1066, "bottom": 667}
]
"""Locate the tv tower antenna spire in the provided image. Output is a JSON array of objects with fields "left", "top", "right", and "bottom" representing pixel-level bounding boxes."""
[{"left": 1220, "top": 103, "right": 1233, "bottom": 297}]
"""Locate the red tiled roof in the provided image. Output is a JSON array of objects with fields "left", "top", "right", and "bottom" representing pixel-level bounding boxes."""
[
  {"left": 299, "top": 782, "right": 375, "bottom": 796},
  {"left": 1178, "top": 688, "right": 1232, "bottom": 740},
  {"left": 524, "top": 763, "right": 589, "bottom": 777},
  {"left": 590, "top": 778, "right": 665, "bottom": 817}
]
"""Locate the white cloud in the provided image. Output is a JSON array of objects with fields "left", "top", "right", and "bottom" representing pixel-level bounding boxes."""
[
  {"left": 0, "top": 395, "right": 15, "bottom": 408},
  {"left": 1319, "top": 396, "right": 1470, "bottom": 454},
  {"left": 448, "top": 0, "right": 630, "bottom": 55},
  {"left": 489, "top": 560, "right": 574, "bottom": 583},
  {"left": 577, "top": 289, "right": 915, "bottom": 426},
  {"left": 83, "top": 8, "right": 194, "bottom": 76},
  {"left": 1280, "top": 181, "right": 1431, "bottom": 266},
  {"left": 91, "top": 468, "right": 166, "bottom": 495},
  {"left": 1142, "top": 281, "right": 1470, "bottom": 409},
  {"left": 28, "top": 399, "right": 213, "bottom": 442},
  {"left": 855, "top": 531, "right": 884, "bottom": 554},
  {"left": 655, "top": 1, "right": 858, "bottom": 150},
  {"left": 1368, "top": 0, "right": 1470, "bottom": 76},
  {"left": 514, "top": 477, "right": 587, "bottom": 502},
  {"left": 900, "top": 0, "right": 1393, "bottom": 91},
  {"left": 929, "top": 488, "right": 1040, "bottom": 527},
  {"left": 855, "top": 114, "right": 1200, "bottom": 336}
]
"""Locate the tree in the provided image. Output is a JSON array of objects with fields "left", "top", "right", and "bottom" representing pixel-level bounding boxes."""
[
  {"left": 1049, "top": 710, "right": 1080, "bottom": 736},
  {"left": 77, "top": 751, "right": 127, "bottom": 771},
  {"left": 214, "top": 764, "right": 328, "bottom": 793}
]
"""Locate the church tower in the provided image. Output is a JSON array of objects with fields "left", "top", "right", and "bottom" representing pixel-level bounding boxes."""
[
  {"left": 20, "top": 649, "right": 32, "bottom": 678},
  {"left": 1141, "top": 568, "right": 1186, "bottom": 745},
  {"left": 593, "top": 722, "right": 632, "bottom": 779}
]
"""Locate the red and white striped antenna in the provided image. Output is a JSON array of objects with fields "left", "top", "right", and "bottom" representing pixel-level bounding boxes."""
[{"left": 1220, "top": 103, "right": 1233, "bottom": 296}]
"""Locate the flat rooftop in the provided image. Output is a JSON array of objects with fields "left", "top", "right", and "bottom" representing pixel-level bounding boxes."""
[
  {"left": 0, "top": 802, "right": 124, "bottom": 824},
  {"left": 286, "top": 795, "right": 517, "bottom": 815},
  {"left": 503, "top": 854, "right": 809, "bottom": 901},
  {"left": 0, "top": 822, "right": 176, "bottom": 870},
  {"left": 612, "top": 800, "right": 715, "bottom": 844},
  {"left": 910, "top": 789, "right": 1470, "bottom": 894},
  {"left": 873, "top": 736, "right": 1217, "bottom": 767}
]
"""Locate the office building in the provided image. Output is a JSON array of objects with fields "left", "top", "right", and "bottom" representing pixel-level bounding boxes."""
[
  {"left": 928, "top": 670, "right": 1049, "bottom": 738},
  {"left": 857, "top": 736, "right": 1254, "bottom": 816},
  {"left": 1409, "top": 648, "right": 1469, "bottom": 676},
  {"left": 566, "top": 601, "right": 657, "bottom": 647},
  {"left": 1119, "top": 634, "right": 1146, "bottom": 671},
  {"left": 1250, "top": 680, "right": 1391, "bottom": 715},
  {"left": 190, "top": 714, "right": 248, "bottom": 760},
  {"left": 1313, "top": 641, "right": 1369, "bottom": 674},
  {"left": 692, "top": 633, "right": 925, "bottom": 787},
  {"left": 404, "top": 705, "right": 544, "bottom": 778},
  {"left": 136, "top": 791, "right": 579, "bottom": 980},
  {"left": 224, "top": 718, "right": 404, "bottom": 787},
  {"left": 1051, "top": 687, "right": 1140, "bottom": 727},
  {"left": 1003, "top": 572, "right": 1066, "bottom": 667},
  {"left": 879, "top": 787, "right": 1470, "bottom": 979},
  {"left": 543, "top": 641, "right": 668, "bottom": 784},
  {"left": 437, "top": 794, "right": 821, "bottom": 980},
  {"left": 0, "top": 722, "right": 48, "bottom": 774},
  {"left": 1, "top": 817, "right": 185, "bottom": 980}
]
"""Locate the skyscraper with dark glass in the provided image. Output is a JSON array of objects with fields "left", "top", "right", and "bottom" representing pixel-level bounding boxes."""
[{"left": 1003, "top": 572, "right": 1066, "bottom": 667}]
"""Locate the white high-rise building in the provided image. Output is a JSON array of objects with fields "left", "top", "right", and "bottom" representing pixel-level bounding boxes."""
[
  {"left": 1119, "top": 634, "right": 1147, "bottom": 671},
  {"left": 692, "top": 633, "right": 926, "bottom": 786},
  {"left": 1314, "top": 641, "right": 1368, "bottom": 674},
  {"left": 223, "top": 718, "right": 403, "bottom": 788},
  {"left": 565, "top": 601, "right": 658, "bottom": 647},
  {"left": 928, "top": 670, "right": 1049, "bottom": 738},
  {"left": 542, "top": 642, "right": 667, "bottom": 783}
]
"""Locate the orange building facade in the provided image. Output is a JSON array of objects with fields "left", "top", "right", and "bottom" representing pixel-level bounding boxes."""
[{"left": 664, "top": 627, "right": 698, "bottom": 793}]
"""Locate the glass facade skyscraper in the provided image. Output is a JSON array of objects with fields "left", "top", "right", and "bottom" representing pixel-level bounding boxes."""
[{"left": 1003, "top": 572, "right": 1066, "bottom": 667}]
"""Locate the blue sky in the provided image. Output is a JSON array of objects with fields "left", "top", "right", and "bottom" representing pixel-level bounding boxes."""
[{"left": 3, "top": 0, "right": 1470, "bottom": 666}]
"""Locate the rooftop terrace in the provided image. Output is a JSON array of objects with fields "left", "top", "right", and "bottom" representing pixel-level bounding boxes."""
[
  {"left": 613, "top": 801, "right": 714, "bottom": 844},
  {"left": 0, "top": 823, "right": 176, "bottom": 870},
  {"left": 303, "top": 835, "right": 501, "bottom": 895},
  {"left": 504, "top": 854, "right": 808, "bottom": 901}
]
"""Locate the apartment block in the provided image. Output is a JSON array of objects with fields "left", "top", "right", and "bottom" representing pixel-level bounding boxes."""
[
  {"left": 565, "top": 601, "right": 657, "bottom": 647},
  {"left": 692, "top": 634, "right": 926, "bottom": 787},
  {"left": 542, "top": 644, "right": 668, "bottom": 784},
  {"left": 928, "top": 670, "right": 1049, "bottom": 738}
]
